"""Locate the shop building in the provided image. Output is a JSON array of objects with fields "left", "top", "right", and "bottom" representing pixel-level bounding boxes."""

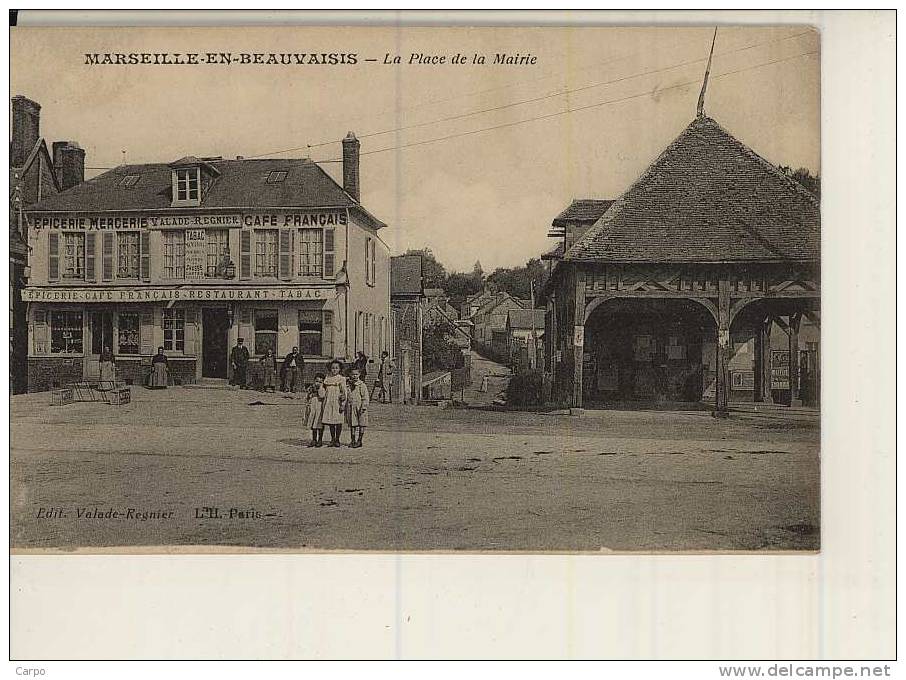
[
  {"left": 541, "top": 115, "right": 820, "bottom": 413},
  {"left": 22, "top": 132, "right": 391, "bottom": 392}
]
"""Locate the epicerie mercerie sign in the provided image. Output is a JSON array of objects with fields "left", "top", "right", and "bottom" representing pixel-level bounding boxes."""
[
  {"left": 29, "top": 211, "right": 348, "bottom": 230},
  {"left": 21, "top": 286, "right": 337, "bottom": 303}
]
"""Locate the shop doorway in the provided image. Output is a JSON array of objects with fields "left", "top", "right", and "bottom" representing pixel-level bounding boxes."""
[
  {"left": 202, "top": 308, "right": 229, "bottom": 378},
  {"left": 85, "top": 310, "right": 114, "bottom": 380}
]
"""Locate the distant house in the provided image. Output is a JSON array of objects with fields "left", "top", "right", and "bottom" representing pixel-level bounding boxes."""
[
  {"left": 390, "top": 254, "right": 424, "bottom": 404},
  {"left": 472, "top": 292, "right": 525, "bottom": 352},
  {"left": 505, "top": 308, "right": 546, "bottom": 370},
  {"left": 460, "top": 289, "right": 496, "bottom": 320}
]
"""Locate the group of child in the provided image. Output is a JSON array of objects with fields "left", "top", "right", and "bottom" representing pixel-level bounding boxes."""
[{"left": 303, "top": 359, "right": 369, "bottom": 448}]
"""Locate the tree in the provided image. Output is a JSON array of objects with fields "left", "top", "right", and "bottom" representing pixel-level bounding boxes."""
[
  {"left": 485, "top": 258, "right": 547, "bottom": 302},
  {"left": 422, "top": 321, "right": 465, "bottom": 372},
  {"left": 443, "top": 271, "right": 482, "bottom": 305},
  {"left": 779, "top": 165, "right": 820, "bottom": 199},
  {"left": 404, "top": 248, "right": 447, "bottom": 289}
]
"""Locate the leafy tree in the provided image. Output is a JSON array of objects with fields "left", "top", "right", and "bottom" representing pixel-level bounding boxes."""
[
  {"left": 422, "top": 321, "right": 465, "bottom": 372},
  {"left": 404, "top": 248, "right": 447, "bottom": 289},
  {"left": 443, "top": 271, "right": 482, "bottom": 305},
  {"left": 485, "top": 258, "right": 547, "bottom": 301}
]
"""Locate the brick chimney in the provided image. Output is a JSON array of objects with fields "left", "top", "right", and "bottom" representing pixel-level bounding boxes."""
[
  {"left": 56, "top": 142, "right": 85, "bottom": 190},
  {"left": 10, "top": 95, "right": 40, "bottom": 167},
  {"left": 342, "top": 131, "right": 360, "bottom": 202}
]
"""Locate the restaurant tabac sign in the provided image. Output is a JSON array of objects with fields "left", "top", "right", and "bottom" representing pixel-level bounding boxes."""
[
  {"left": 22, "top": 286, "right": 337, "bottom": 303},
  {"left": 29, "top": 211, "right": 348, "bottom": 230}
]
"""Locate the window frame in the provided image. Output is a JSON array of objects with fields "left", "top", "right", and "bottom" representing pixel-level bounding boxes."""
[
  {"left": 117, "top": 311, "right": 141, "bottom": 355},
  {"left": 50, "top": 310, "right": 84, "bottom": 355},
  {"left": 254, "top": 229, "right": 279, "bottom": 278},
  {"left": 205, "top": 229, "right": 230, "bottom": 278},
  {"left": 162, "top": 308, "right": 186, "bottom": 353},
  {"left": 116, "top": 230, "right": 141, "bottom": 280},
  {"left": 120, "top": 174, "right": 141, "bottom": 188},
  {"left": 61, "top": 231, "right": 86, "bottom": 280},
  {"left": 297, "top": 310, "right": 324, "bottom": 357},
  {"left": 253, "top": 309, "right": 279, "bottom": 356},
  {"left": 266, "top": 170, "right": 288, "bottom": 184},
  {"left": 297, "top": 228, "right": 324, "bottom": 277},
  {"left": 162, "top": 230, "right": 186, "bottom": 280},
  {"left": 173, "top": 167, "right": 201, "bottom": 205}
]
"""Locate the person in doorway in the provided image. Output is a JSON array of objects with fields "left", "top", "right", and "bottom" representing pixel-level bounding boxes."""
[
  {"left": 352, "top": 351, "right": 368, "bottom": 380},
  {"left": 149, "top": 347, "right": 169, "bottom": 389},
  {"left": 99, "top": 345, "right": 116, "bottom": 386},
  {"left": 281, "top": 346, "right": 303, "bottom": 394},
  {"left": 321, "top": 359, "right": 348, "bottom": 447},
  {"left": 260, "top": 348, "right": 278, "bottom": 392},
  {"left": 371, "top": 350, "right": 393, "bottom": 403},
  {"left": 304, "top": 373, "right": 326, "bottom": 447},
  {"left": 230, "top": 337, "right": 250, "bottom": 389},
  {"left": 345, "top": 366, "right": 369, "bottom": 448}
]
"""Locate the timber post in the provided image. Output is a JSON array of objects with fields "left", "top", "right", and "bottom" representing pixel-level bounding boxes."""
[
  {"left": 571, "top": 267, "right": 586, "bottom": 412},
  {"left": 760, "top": 316, "right": 774, "bottom": 404},
  {"left": 713, "top": 274, "right": 731, "bottom": 417},
  {"left": 789, "top": 311, "right": 802, "bottom": 406}
]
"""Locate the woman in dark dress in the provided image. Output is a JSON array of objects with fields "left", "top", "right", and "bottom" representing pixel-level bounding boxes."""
[
  {"left": 352, "top": 351, "right": 368, "bottom": 380},
  {"left": 149, "top": 347, "right": 169, "bottom": 389}
]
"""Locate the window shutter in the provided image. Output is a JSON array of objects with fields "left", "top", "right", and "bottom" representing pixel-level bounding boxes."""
[
  {"left": 33, "top": 312, "right": 49, "bottom": 355},
  {"left": 102, "top": 232, "right": 115, "bottom": 281},
  {"left": 139, "top": 312, "right": 154, "bottom": 355},
  {"left": 140, "top": 231, "right": 151, "bottom": 280},
  {"left": 48, "top": 232, "right": 60, "bottom": 281},
  {"left": 323, "top": 228, "right": 335, "bottom": 278},
  {"left": 183, "top": 308, "right": 197, "bottom": 356},
  {"left": 84, "top": 232, "right": 97, "bottom": 281},
  {"left": 279, "top": 229, "right": 293, "bottom": 281},
  {"left": 240, "top": 231, "right": 251, "bottom": 280},
  {"left": 369, "top": 239, "right": 376, "bottom": 284},
  {"left": 322, "top": 310, "right": 334, "bottom": 358},
  {"left": 239, "top": 308, "right": 253, "bottom": 349}
]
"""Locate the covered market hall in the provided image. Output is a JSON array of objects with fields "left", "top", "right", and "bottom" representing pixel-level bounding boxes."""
[{"left": 541, "top": 115, "right": 820, "bottom": 415}]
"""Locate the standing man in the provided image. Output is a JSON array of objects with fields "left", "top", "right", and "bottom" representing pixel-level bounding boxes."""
[
  {"left": 371, "top": 350, "right": 393, "bottom": 403},
  {"left": 282, "top": 346, "right": 304, "bottom": 393},
  {"left": 230, "top": 337, "right": 250, "bottom": 389}
]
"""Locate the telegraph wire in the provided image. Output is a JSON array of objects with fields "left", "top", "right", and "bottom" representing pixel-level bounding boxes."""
[
  {"left": 246, "top": 28, "right": 813, "bottom": 160},
  {"left": 309, "top": 48, "right": 819, "bottom": 164}
]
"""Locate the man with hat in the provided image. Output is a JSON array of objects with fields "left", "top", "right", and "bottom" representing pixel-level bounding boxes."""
[{"left": 230, "top": 337, "right": 251, "bottom": 389}]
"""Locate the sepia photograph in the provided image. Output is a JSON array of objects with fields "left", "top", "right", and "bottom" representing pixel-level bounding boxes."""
[{"left": 7, "top": 21, "right": 824, "bottom": 555}]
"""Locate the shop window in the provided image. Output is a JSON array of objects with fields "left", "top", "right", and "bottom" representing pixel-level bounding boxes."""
[
  {"left": 163, "top": 230, "right": 186, "bottom": 279},
  {"left": 118, "top": 313, "right": 140, "bottom": 355},
  {"left": 254, "top": 309, "right": 278, "bottom": 355},
  {"left": 162, "top": 308, "right": 185, "bottom": 352},
  {"left": 175, "top": 167, "right": 200, "bottom": 202},
  {"left": 117, "top": 232, "right": 141, "bottom": 279},
  {"left": 206, "top": 229, "right": 230, "bottom": 277},
  {"left": 50, "top": 311, "right": 83, "bottom": 354},
  {"left": 255, "top": 230, "right": 278, "bottom": 277},
  {"left": 298, "top": 310, "right": 324, "bottom": 356},
  {"left": 62, "top": 232, "right": 85, "bottom": 279}
]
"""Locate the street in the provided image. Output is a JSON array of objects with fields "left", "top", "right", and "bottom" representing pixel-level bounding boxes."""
[{"left": 11, "top": 386, "right": 819, "bottom": 552}]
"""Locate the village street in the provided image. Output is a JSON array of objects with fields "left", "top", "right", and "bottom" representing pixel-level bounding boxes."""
[{"left": 11, "top": 380, "right": 820, "bottom": 553}]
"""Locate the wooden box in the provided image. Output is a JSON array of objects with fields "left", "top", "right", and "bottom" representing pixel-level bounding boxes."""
[{"left": 51, "top": 388, "right": 74, "bottom": 406}]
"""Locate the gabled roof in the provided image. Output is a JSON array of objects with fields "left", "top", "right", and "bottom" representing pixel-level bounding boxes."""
[
  {"left": 564, "top": 116, "right": 820, "bottom": 263},
  {"left": 475, "top": 292, "right": 525, "bottom": 317},
  {"left": 390, "top": 255, "right": 424, "bottom": 297},
  {"left": 507, "top": 308, "right": 546, "bottom": 330},
  {"left": 28, "top": 157, "right": 383, "bottom": 224},
  {"left": 551, "top": 199, "right": 614, "bottom": 227}
]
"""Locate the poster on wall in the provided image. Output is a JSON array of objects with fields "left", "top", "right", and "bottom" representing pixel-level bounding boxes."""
[{"left": 184, "top": 228, "right": 207, "bottom": 279}]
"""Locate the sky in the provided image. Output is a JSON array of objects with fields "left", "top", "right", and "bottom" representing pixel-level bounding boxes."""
[{"left": 11, "top": 25, "right": 819, "bottom": 272}]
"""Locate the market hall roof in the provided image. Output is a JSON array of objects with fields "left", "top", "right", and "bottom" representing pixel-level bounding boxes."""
[
  {"left": 563, "top": 116, "right": 820, "bottom": 264},
  {"left": 551, "top": 199, "right": 614, "bottom": 227},
  {"left": 28, "top": 157, "right": 386, "bottom": 228}
]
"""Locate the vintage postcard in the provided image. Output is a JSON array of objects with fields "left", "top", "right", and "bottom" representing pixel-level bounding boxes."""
[{"left": 10, "top": 21, "right": 821, "bottom": 555}]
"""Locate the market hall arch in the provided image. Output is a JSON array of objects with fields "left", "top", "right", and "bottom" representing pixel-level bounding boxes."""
[{"left": 580, "top": 296, "right": 719, "bottom": 405}]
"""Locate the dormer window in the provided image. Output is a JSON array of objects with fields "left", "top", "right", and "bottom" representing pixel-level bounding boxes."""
[
  {"left": 175, "top": 167, "right": 200, "bottom": 203},
  {"left": 266, "top": 170, "right": 287, "bottom": 184},
  {"left": 120, "top": 174, "right": 140, "bottom": 188}
]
